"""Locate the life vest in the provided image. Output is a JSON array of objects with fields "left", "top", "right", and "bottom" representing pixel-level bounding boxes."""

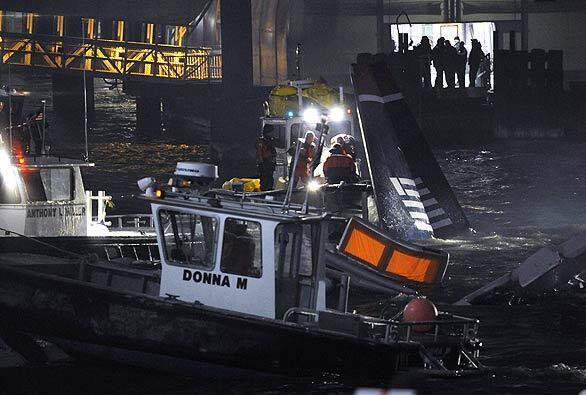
[{"left": 323, "top": 154, "right": 357, "bottom": 183}]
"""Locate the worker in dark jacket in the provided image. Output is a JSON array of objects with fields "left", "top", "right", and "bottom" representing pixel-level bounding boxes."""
[
  {"left": 431, "top": 37, "right": 445, "bottom": 89},
  {"left": 443, "top": 40, "right": 457, "bottom": 89},
  {"left": 255, "top": 124, "right": 277, "bottom": 191},
  {"left": 323, "top": 144, "right": 357, "bottom": 184},
  {"left": 414, "top": 36, "right": 432, "bottom": 89},
  {"left": 468, "top": 39, "right": 485, "bottom": 88},
  {"left": 456, "top": 41, "right": 468, "bottom": 89}
]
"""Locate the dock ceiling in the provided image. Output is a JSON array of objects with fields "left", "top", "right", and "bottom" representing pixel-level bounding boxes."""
[
  {"left": 1, "top": 0, "right": 211, "bottom": 25},
  {"left": 303, "top": 0, "right": 586, "bottom": 15}
]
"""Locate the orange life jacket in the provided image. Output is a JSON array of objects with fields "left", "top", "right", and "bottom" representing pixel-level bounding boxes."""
[{"left": 323, "top": 154, "right": 357, "bottom": 183}]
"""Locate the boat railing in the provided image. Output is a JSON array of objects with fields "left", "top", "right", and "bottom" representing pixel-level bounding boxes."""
[
  {"left": 393, "top": 314, "right": 480, "bottom": 344},
  {"left": 282, "top": 307, "right": 399, "bottom": 342},
  {"left": 101, "top": 242, "right": 159, "bottom": 262},
  {"left": 282, "top": 307, "right": 480, "bottom": 345},
  {"left": 16, "top": 153, "right": 93, "bottom": 165},
  {"left": 86, "top": 190, "right": 112, "bottom": 226},
  {"left": 105, "top": 214, "right": 155, "bottom": 230},
  {"left": 163, "top": 189, "right": 319, "bottom": 216}
]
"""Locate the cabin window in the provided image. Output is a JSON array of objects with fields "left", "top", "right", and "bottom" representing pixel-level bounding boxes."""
[
  {"left": 41, "top": 168, "right": 73, "bottom": 201},
  {"left": 159, "top": 209, "right": 218, "bottom": 270},
  {"left": 0, "top": 170, "right": 21, "bottom": 204},
  {"left": 328, "top": 120, "right": 352, "bottom": 135},
  {"left": 220, "top": 218, "right": 262, "bottom": 278},
  {"left": 273, "top": 125, "right": 287, "bottom": 149},
  {"left": 289, "top": 123, "right": 303, "bottom": 147},
  {"left": 22, "top": 168, "right": 73, "bottom": 201},
  {"left": 274, "top": 223, "right": 314, "bottom": 317},
  {"left": 21, "top": 171, "right": 47, "bottom": 201}
]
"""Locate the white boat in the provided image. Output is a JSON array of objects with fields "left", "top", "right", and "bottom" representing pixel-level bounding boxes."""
[{"left": 0, "top": 87, "right": 156, "bottom": 259}]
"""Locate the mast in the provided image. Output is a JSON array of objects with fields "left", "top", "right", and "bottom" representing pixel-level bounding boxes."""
[
  {"left": 8, "top": 65, "right": 12, "bottom": 153},
  {"left": 82, "top": 18, "right": 89, "bottom": 161}
]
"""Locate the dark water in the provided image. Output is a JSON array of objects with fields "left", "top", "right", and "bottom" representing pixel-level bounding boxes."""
[{"left": 5, "top": 74, "right": 586, "bottom": 394}]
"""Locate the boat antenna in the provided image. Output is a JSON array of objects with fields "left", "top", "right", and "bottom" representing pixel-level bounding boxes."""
[
  {"left": 282, "top": 138, "right": 302, "bottom": 211},
  {"left": 8, "top": 65, "right": 13, "bottom": 154},
  {"left": 301, "top": 118, "right": 328, "bottom": 214},
  {"left": 295, "top": 43, "right": 303, "bottom": 78},
  {"left": 82, "top": 18, "right": 89, "bottom": 161},
  {"left": 40, "top": 99, "right": 46, "bottom": 154}
]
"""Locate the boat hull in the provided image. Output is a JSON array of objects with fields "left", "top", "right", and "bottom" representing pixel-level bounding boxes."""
[
  {"left": 0, "top": 260, "right": 422, "bottom": 378},
  {"left": 0, "top": 235, "right": 158, "bottom": 261}
]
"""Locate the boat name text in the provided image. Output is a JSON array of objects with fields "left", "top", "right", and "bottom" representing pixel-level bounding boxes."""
[
  {"left": 26, "top": 206, "right": 86, "bottom": 219},
  {"left": 183, "top": 269, "right": 248, "bottom": 290}
]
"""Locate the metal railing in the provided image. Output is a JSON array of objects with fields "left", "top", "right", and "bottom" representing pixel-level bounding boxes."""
[
  {"left": 282, "top": 307, "right": 480, "bottom": 344},
  {"left": 105, "top": 214, "right": 155, "bottom": 230},
  {"left": 102, "top": 242, "right": 159, "bottom": 262},
  {"left": 0, "top": 31, "right": 222, "bottom": 82}
]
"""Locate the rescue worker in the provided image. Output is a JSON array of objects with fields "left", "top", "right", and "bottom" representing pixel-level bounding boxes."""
[
  {"left": 414, "top": 36, "right": 432, "bottom": 89},
  {"left": 323, "top": 143, "right": 357, "bottom": 184},
  {"left": 456, "top": 41, "right": 468, "bottom": 89},
  {"left": 343, "top": 135, "right": 358, "bottom": 161},
  {"left": 255, "top": 124, "right": 277, "bottom": 191},
  {"left": 443, "top": 40, "right": 457, "bottom": 89},
  {"left": 468, "top": 39, "right": 485, "bottom": 88},
  {"left": 290, "top": 131, "right": 316, "bottom": 187},
  {"left": 431, "top": 37, "right": 445, "bottom": 89}
]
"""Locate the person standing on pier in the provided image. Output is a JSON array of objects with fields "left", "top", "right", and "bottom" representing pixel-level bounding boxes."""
[
  {"left": 468, "top": 39, "right": 485, "bottom": 88},
  {"left": 443, "top": 40, "right": 457, "bottom": 89},
  {"left": 431, "top": 37, "right": 445, "bottom": 89},
  {"left": 456, "top": 41, "right": 468, "bottom": 88},
  {"left": 415, "top": 36, "right": 432, "bottom": 89}
]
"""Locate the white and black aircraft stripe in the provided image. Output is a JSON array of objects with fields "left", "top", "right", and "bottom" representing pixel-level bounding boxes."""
[{"left": 390, "top": 177, "right": 453, "bottom": 233}]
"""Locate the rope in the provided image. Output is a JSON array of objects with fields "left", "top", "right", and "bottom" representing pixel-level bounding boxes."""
[{"left": 0, "top": 226, "right": 83, "bottom": 259}]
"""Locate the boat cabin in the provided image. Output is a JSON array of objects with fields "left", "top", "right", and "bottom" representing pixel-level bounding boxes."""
[
  {"left": 261, "top": 79, "right": 355, "bottom": 183},
  {"left": 149, "top": 193, "right": 328, "bottom": 319},
  {"left": 0, "top": 151, "right": 93, "bottom": 237},
  {"left": 142, "top": 162, "right": 333, "bottom": 319}
]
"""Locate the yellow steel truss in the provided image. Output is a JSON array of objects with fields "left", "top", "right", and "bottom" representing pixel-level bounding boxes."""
[{"left": 0, "top": 31, "right": 222, "bottom": 82}]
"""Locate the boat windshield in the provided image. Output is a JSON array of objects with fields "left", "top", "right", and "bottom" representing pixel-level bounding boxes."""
[
  {"left": 327, "top": 120, "right": 352, "bottom": 135},
  {"left": 159, "top": 209, "right": 218, "bottom": 270},
  {"left": 22, "top": 168, "right": 74, "bottom": 202},
  {"left": 272, "top": 124, "right": 288, "bottom": 149}
]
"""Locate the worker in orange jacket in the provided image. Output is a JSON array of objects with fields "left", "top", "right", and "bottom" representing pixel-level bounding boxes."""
[{"left": 323, "top": 143, "right": 358, "bottom": 184}]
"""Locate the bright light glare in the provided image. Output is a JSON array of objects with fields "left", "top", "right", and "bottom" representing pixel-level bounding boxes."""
[
  {"left": 0, "top": 150, "right": 17, "bottom": 189},
  {"left": 302, "top": 108, "right": 320, "bottom": 125},
  {"left": 307, "top": 180, "right": 321, "bottom": 192},
  {"left": 329, "top": 107, "right": 345, "bottom": 122}
]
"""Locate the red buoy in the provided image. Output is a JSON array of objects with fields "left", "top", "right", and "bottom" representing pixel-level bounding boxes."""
[{"left": 403, "top": 298, "right": 438, "bottom": 333}]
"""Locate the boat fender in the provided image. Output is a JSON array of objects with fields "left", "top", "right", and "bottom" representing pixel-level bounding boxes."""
[{"left": 402, "top": 298, "right": 438, "bottom": 333}]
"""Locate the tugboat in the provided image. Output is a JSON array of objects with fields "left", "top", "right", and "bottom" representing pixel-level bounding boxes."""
[
  {"left": 0, "top": 87, "right": 157, "bottom": 260},
  {"left": 0, "top": 162, "right": 482, "bottom": 377},
  {"left": 0, "top": 145, "right": 157, "bottom": 258}
]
